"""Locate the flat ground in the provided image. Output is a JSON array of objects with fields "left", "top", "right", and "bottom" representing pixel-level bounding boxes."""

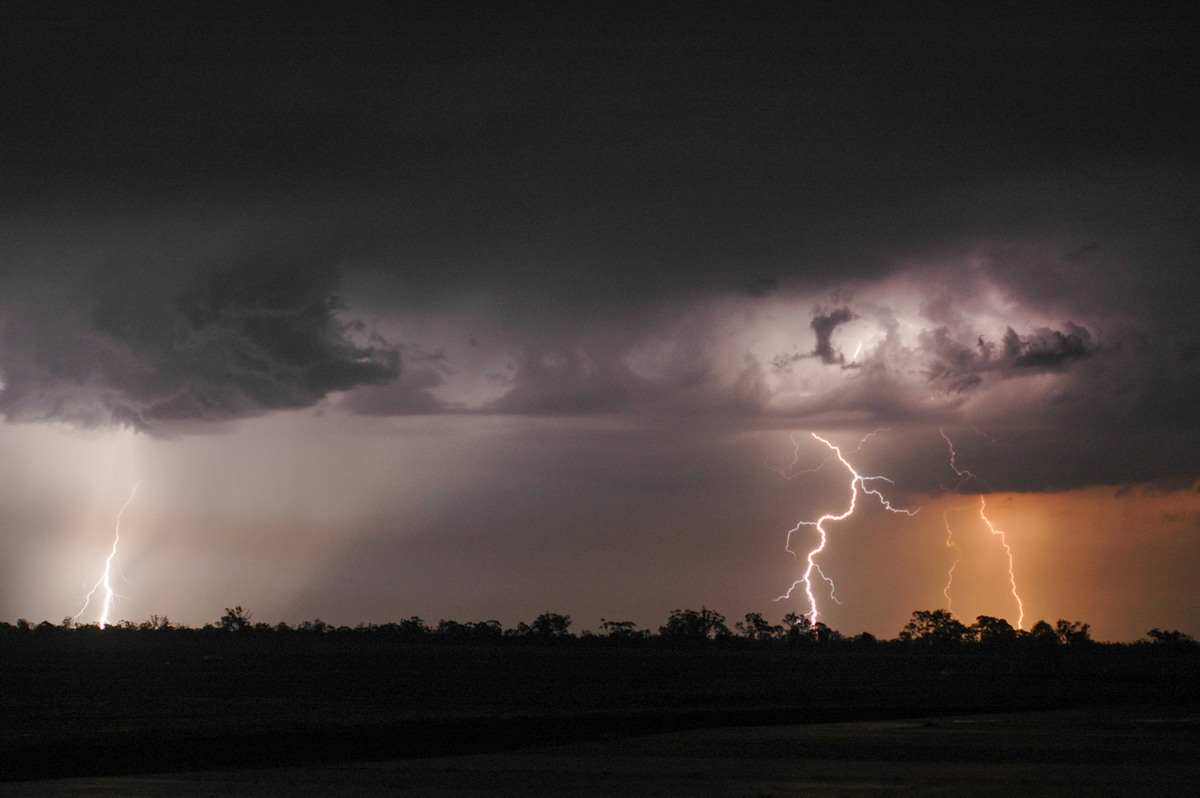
[
  {"left": 4, "top": 704, "right": 1196, "bottom": 797},
  {"left": 3, "top": 635, "right": 1197, "bottom": 794}
]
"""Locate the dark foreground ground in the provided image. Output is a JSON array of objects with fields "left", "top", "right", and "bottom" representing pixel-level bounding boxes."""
[
  {"left": 4, "top": 704, "right": 1197, "bottom": 797},
  {"left": 2, "top": 634, "right": 1197, "bottom": 794}
]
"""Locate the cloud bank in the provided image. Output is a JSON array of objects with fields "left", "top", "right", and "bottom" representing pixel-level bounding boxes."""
[
  {"left": 0, "top": 7, "right": 1195, "bottom": 487},
  {"left": 0, "top": 257, "right": 398, "bottom": 434},
  {"left": 332, "top": 239, "right": 1193, "bottom": 441}
]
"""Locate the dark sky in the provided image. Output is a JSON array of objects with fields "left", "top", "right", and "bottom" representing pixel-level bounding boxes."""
[{"left": 1, "top": 5, "right": 1197, "bottom": 639}]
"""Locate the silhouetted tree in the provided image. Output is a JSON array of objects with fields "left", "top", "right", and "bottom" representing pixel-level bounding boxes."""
[
  {"left": 530, "top": 612, "right": 572, "bottom": 639},
  {"left": 782, "top": 612, "right": 813, "bottom": 642},
  {"left": 810, "top": 621, "right": 842, "bottom": 643},
  {"left": 659, "top": 607, "right": 730, "bottom": 641},
  {"left": 1054, "top": 619, "right": 1092, "bottom": 646},
  {"left": 899, "top": 609, "right": 967, "bottom": 645},
  {"left": 970, "top": 615, "right": 1017, "bottom": 645},
  {"left": 139, "top": 615, "right": 173, "bottom": 631},
  {"left": 297, "top": 618, "right": 330, "bottom": 633},
  {"left": 1146, "top": 628, "right": 1197, "bottom": 647},
  {"left": 737, "top": 612, "right": 784, "bottom": 641},
  {"left": 599, "top": 619, "right": 646, "bottom": 640},
  {"left": 1024, "top": 619, "right": 1059, "bottom": 646},
  {"left": 436, "top": 619, "right": 472, "bottom": 638},
  {"left": 472, "top": 620, "right": 504, "bottom": 640},
  {"left": 217, "top": 606, "right": 253, "bottom": 632},
  {"left": 848, "top": 631, "right": 878, "bottom": 647},
  {"left": 397, "top": 616, "right": 430, "bottom": 638}
]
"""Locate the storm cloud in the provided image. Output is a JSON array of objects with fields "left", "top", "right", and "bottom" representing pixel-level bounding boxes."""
[
  {"left": 0, "top": 257, "right": 399, "bottom": 433},
  {"left": 920, "top": 321, "right": 1098, "bottom": 393},
  {"left": 1, "top": 9, "right": 1196, "bottom": 496}
]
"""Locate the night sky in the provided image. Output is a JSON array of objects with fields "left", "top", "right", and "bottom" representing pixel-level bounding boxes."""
[{"left": 2, "top": 5, "right": 1197, "bottom": 640}]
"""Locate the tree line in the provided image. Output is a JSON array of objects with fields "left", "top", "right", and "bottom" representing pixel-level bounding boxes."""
[{"left": 2, "top": 606, "right": 1194, "bottom": 648}]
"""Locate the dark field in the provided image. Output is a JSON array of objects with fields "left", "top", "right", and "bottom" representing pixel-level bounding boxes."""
[{"left": 2, "top": 633, "right": 1197, "bottom": 794}]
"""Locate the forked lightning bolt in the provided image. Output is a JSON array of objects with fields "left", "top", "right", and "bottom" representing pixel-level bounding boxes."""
[
  {"left": 75, "top": 481, "right": 140, "bottom": 629},
  {"left": 775, "top": 432, "right": 917, "bottom": 624},
  {"left": 940, "top": 430, "right": 1026, "bottom": 629}
]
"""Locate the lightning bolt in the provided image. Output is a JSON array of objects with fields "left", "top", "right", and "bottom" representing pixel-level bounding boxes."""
[
  {"left": 75, "top": 480, "right": 140, "bottom": 629},
  {"left": 940, "top": 427, "right": 987, "bottom": 492},
  {"left": 939, "top": 427, "right": 977, "bottom": 613},
  {"left": 977, "top": 494, "right": 1025, "bottom": 630},
  {"left": 939, "top": 430, "right": 1026, "bottom": 629},
  {"left": 942, "top": 508, "right": 962, "bottom": 612},
  {"left": 775, "top": 432, "right": 918, "bottom": 624}
]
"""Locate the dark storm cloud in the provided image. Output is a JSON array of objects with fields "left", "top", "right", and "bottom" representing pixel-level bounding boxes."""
[
  {"left": 6, "top": 7, "right": 1193, "bottom": 303},
  {"left": 2, "top": 8, "right": 1197, "bottom": 464},
  {"left": 770, "top": 306, "right": 857, "bottom": 373},
  {"left": 0, "top": 258, "right": 398, "bottom": 433},
  {"left": 487, "top": 348, "right": 639, "bottom": 416},
  {"left": 919, "top": 322, "right": 1098, "bottom": 393},
  {"left": 810, "top": 307, "right": 855, "bottom": 367},
  {"left": 1003, "top": 324, "right": 1096, "bottom": 369},
  {"left": 338, "top": 348, "right": 447, "bottom": 416}
]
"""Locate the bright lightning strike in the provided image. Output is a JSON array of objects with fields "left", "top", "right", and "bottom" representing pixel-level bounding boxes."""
[
  {"left": 75, "top": 481, "right": 140, "bottom": 629},
  {"left": 939, "top": 430, "right": 1026, "bottom": 629},
  {"left": 978, "top": 494, "right": 1025, "bottom": 630},
  {"left": 775, "top": 432, "right": 918, "bottom": 624}
]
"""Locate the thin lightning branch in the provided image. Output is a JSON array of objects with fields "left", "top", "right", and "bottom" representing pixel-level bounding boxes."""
[
  {"left": 939, "top": 427, "right": 973, "bottom": 615},
  {"left": 76, "top": 481, "right": 140, "bottom": 629},
  {"left": 774, "top": 433, "right": 834, "bottom": 480},
  {"left": 939, "top": 429, "right": 1026, "bottom": 629},
  {"left": 812, "top": 564, "right": 841, "bottom": 606},
  {"left": 972, "top": 426, "right": 1000, "bottom": 444},
  {"left": 942, "top": 508, "right": 963, "bottom": 612},
  {"left": 774, "top": 432, "right": 918, "bottom": 625},
  {"left": 940, "top": 428, "right": 989, "bottom": 492}
]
